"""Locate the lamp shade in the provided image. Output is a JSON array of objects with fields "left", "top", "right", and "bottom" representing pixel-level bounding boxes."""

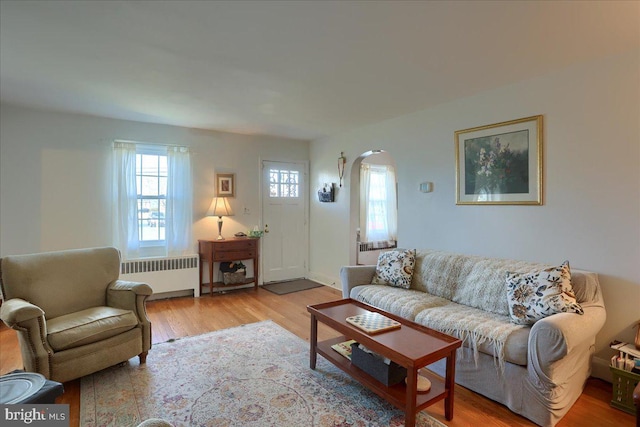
[{"left": 207, "top": 197, "right": 234, "bottom": 217}]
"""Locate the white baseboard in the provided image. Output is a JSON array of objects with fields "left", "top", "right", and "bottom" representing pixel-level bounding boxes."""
[
  {"left": 148, "top": 289, "right": 193, "bottom": 301},
  {"left": 591, "top": 356, "right": 612, "bottom": 382},
  {"left": 308, "top": 271, "right": 340, "bottom": 291}
]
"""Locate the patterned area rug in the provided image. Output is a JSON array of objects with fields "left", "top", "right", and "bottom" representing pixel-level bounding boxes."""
[{"left": 80, "top": 321, "right": 448, "bottom": 427}]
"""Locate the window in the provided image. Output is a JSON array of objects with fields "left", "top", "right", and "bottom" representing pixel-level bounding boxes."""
[
  {"left": 113, "top": 141, "right": 192, "bottom": 259},
  {"left": 360, "top": 164, "right": 397, "bottom": 243},
  {"left": 136, "top": 148, "right": 167, "bottom": 244},
  {"left": 269, "top": 168, "right": 299, "bottom": 198}
]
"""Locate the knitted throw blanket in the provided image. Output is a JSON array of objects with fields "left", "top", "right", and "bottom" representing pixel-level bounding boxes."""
[
  {"left": 357, "top": 250, "right": 554, "bottom": 369},
  {"left": 356, "top": 284, "right": 526, "bottom": 370},
  {"left": 414, "top": 303, "right": 525, "bottom": 371},
  {"left": 413, "top": 250, "right": 551, "bottom": 316}
]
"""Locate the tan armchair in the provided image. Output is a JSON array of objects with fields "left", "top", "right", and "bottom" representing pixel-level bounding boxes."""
[{"left": 0, "top": 247, "right": 152, "bottom": 382}]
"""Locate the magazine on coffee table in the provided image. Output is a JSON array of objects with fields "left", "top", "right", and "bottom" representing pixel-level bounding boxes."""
[
  {"left": 346, "top": 311, "right": 401, "bottom": 334},
  {"left": 331, "top": 339, "right": 357, "bottom": 360}
]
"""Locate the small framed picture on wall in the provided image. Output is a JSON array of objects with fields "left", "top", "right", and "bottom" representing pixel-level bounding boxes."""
[{"left": 216, "top": 173, "right": 235, "bottom": 197}]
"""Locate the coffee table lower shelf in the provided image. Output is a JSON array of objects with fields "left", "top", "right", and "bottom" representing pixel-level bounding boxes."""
[
  {"left": 308, "top": 298, "right": 461, "bottom": 427},
  {"left": 317, "top": 336, "right": 447, "bottom": 412}
]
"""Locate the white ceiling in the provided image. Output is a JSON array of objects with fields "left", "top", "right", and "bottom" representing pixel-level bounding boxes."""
[{"left": 1, "top": 1, "right": 638, "bottom": 141}]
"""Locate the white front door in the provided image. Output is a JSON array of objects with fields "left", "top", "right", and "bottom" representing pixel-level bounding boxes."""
[{"left": 261, "top": 160, "right": 308, "bottom": 283}]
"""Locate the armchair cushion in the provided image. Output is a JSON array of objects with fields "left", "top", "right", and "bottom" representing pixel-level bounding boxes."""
[{"left": 47, "top": 306, "right": 138, "bottom": 351}]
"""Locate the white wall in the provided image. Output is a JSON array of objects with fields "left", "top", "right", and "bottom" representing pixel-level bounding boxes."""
[
  {"left": 0, "top": 105, "right": 309, "bottom": 257},
  {"left": 309, "top": 49, "right": 640, "bottom": 380}
]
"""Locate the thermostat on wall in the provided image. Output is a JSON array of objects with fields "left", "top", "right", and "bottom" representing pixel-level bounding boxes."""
[{"left": 419, "top": 182, "right": 433, "bottom": 193}]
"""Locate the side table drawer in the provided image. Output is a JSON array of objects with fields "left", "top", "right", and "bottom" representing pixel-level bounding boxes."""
[
  {"left": 220, "top": 240, "right": 256, "bottom": 251},
  {"left": 214, "top": 250, "right": 254, "bottom": 261}
]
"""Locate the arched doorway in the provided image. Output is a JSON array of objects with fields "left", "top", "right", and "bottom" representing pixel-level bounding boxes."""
[{"left": 349, "top": 150, "right": 398, "bottom": 265}]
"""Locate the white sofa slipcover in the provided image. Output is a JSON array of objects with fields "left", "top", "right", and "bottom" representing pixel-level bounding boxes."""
[{"left": 340, "top": 249, "right": 606, "bottom": 427}]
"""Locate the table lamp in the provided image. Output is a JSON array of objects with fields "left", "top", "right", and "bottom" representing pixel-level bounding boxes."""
[{"left": 207, "top": 197, "right": 234, "bottom": 240}]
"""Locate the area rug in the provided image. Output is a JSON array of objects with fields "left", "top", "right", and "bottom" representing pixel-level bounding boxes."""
[
  {"left": 262, "top": 279, "right": 324, "bottom": 295},
  {"left": 80, "top": 321, "right": 447, "bottom": 427}
]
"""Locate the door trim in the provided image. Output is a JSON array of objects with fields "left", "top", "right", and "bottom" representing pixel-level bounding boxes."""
[{"left": 259, "top": 159, "right": 309, "bottom": 284}]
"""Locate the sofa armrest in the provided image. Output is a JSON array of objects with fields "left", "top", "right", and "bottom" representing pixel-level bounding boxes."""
[
  {"left": 529, "top": 304, "right": 606, "bottom": 377},
  {"left": 340, "top": 265, "right": 376, "bottom": 298},
  {"left": 0, "top": 298, "right": 45, "bottom": 326}
]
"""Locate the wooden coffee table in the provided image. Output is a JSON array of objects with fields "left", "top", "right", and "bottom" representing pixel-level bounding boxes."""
[{"left": 307, "top": 298, "right": 462, "bottom": 427}]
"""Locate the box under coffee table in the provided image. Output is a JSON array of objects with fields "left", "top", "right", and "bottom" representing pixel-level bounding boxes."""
[{"left": 307, "top": 298, "right": 462, "bottom": 427}]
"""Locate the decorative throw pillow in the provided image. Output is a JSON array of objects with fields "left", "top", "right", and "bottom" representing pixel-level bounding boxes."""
[
  {"left": 506, "top": 260, "right": 584, "bottom": 325},
  {"left": 371, "top": 249, "right": 416, "bottom": 289}
]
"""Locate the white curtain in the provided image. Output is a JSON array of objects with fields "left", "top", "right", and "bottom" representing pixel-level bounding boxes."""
[
  {"left": 112, "top": 141, "right": 139, "bottom": 259},
  {"left": 166, "top": 146, "right": 193, "bottom": 256},
  {"left": 360, "top": 164, "right": 398, "bottom": 243}
]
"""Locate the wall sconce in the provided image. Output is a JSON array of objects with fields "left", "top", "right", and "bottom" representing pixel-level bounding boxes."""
[
  {"left": 207, "top": 197, "right": 234, "bottom": 240},
  {"left": 338, "top": 152, "right": 346, "bottom": 187}
]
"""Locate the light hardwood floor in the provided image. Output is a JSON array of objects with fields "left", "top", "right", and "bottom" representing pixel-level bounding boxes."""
[{"left": 0, "top": 285, "right": 634, "bottom": 427}]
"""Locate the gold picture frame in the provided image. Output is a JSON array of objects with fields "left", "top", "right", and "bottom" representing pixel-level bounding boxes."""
[
  {"left": 216, "top": 173, "right": 235, "bottom": 198},
  {"left": 455, "top": 115, "right": 543, "bottom": 205}
]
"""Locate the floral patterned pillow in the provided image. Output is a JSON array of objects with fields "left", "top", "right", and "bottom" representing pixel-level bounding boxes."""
[
  {"left": 371, "top": 249, "right": 416, "bottom": 289},
  {"left": 506, "top": 261, "right": 584, "bottom": 325}
]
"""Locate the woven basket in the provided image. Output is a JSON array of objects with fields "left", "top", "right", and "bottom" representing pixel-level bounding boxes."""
[{"left": 223, "top": 271, "right": 246, "bottom": 285}]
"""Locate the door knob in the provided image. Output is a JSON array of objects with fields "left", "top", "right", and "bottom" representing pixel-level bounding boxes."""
[{"left": 264, "top": 224, "right": 269, "bottom": 233}]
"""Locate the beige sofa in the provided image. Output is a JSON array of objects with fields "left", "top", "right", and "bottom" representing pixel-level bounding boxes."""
[
  {"left": 340, "top": 249, "right": 606, "bottom": 427},
  {"left": 0, "top": 247, "right": 152, "bottom": 383}
]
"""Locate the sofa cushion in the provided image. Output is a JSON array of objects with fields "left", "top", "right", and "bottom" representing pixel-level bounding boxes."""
[
  {"left": 353, "top": 284, "right": 530, "bottom": 366},
  {"left": 371, "top": 249, "right": 416, "bottom": 289},
  {"left": 506, "top": 261, "right": 584, "bottom": 325},
  {"left": 47, "top": 306, "right": 139, "bottom": 351},
  {"left": 414, "top": 301, "right": 530, "bottom": 366},
  {"left": 351, "top": 284, "right": 450, "bottom": 321}
]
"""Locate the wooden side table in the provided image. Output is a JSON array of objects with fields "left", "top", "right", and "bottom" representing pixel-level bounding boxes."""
[{"left": 198, "top": 238, "right": 259, "bottom": 295}]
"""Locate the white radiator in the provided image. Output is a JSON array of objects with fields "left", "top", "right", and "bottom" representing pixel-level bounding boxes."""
[
  {"left": 356, "top": 241, "right": 397, "bottom": 265},
  {"left": 121, "top": 255, "right": 200, "bottom": 299}
]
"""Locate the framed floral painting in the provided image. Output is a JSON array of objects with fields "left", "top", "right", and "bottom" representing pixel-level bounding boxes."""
[{"left": 455, "top": 115, "right": 543, "bottom": 205}]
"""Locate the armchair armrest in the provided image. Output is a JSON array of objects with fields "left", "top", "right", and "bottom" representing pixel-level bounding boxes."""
[
  {"left": 0, "top": 298, "right": 53, "bottom": 377},
  {"left": 107, "top": 280, "right": 152, "bottom": 322},
  {"left": 107, "top": 279, "right": 153, "bottom": 354},
  {"left": 0, "top": 298, "right": 45, "bottom": 327},
  {"left": 340, "top": 265, "right": 376, "bottom": 298},
  {"left": 108, "top": 280, "right": 153, "bottom": 295}
]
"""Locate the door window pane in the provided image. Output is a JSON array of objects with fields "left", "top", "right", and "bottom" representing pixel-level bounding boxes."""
[{"left": 269, "top": 169, "right": 299, "bottom": 198}]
